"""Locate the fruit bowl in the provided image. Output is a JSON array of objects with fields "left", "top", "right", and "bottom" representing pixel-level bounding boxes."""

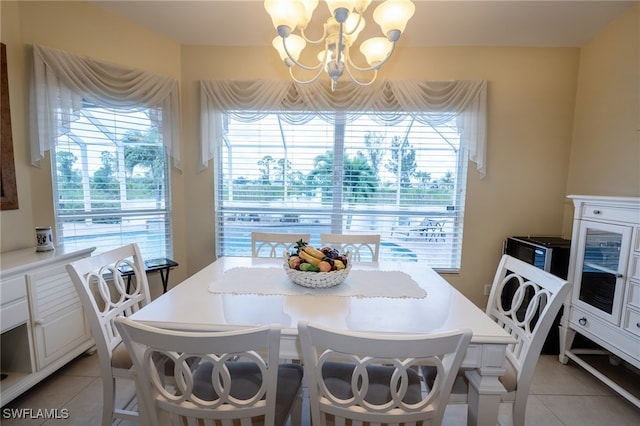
[{"left": 283, "top": 251, "right": 352, "bottom": 288}]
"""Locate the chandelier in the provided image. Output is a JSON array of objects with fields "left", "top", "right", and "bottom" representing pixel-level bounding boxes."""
[{"left": 264, "top": 0, "right": 415, "bottom": 91}]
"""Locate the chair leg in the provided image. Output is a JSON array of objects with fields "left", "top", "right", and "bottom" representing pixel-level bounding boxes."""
[
  {"left": 101, "top": 376, "right": 116, "bottom": 426},
  {"left": 512, "top": 395, "right": 527, "bottom": 426},
  {"left": 288, "top": 386, "right": 303, "bottom": 426}
]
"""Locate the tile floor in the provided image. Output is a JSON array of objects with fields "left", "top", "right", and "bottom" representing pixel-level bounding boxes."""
[{"left": 1, "top": 351, "right": 639, "bottom": 425}]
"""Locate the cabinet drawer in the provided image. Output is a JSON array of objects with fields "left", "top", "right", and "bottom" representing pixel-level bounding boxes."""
[
  {"left": 1, "top": 276, "right": 27, "bottom": 305},
  {"left": 580, "top": 205, "right": 639, "bottom": 224},
  {"left": 623, "top": 308, "right": 640, "bottom": 338},
  {"left": 1, "top": 299, "right": 29, "bottom": 333},
  {"left": 570, "top": 306, "right": 640, "bottom": 362}
]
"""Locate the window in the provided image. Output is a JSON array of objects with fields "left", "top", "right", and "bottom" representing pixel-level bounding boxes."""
[
  {"left": 202, "top": 79, "right": 487, "bottom": 271},
  {"left": 215, "top": 112, "right": 466, "bottom": 270},
  {"left": 30, "top": 45, "right": 181, "bottom": 261},
  {"left": 52, "top": 103, "right": 172, "bottom": 260}
]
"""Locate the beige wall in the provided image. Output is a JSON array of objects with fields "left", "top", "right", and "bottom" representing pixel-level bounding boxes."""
[
  {"left": 566, "top": 4, "right": 639, "bottom": 198},
  {"left": 1, "top": 1, "right": 638, "bottom": 307}
]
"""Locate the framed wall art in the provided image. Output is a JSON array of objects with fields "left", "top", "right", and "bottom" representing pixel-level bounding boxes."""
[{"left": 1, "top": 42, "right": 19, "bottom": 210}]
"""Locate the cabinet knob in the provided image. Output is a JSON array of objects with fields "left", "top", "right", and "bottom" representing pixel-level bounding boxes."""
[
  {"left": 592, "top": 209, "right": 601, "bottom": 215},
  {"left": 579, "top": 317, "right": 587, "bottom": 326}
]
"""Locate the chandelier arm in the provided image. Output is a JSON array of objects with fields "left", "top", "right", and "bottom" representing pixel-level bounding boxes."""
[
  {"left": 344, "top": 62, "right": 379, "bottom": 87},
  {"left": 299, "top": 26, "right": 328, "bottom": 45},
  {"left": 346, "top": 41, "right": 397, "bottom": 73},
  {"left": 288, "top": 61, "right": 327, "bottom": 85},
  {"left": 282, "top": 37, "right": 325, "bottom": 72},
  {"left": 342, "top": 12, "right": 364, "bottom": 37}
]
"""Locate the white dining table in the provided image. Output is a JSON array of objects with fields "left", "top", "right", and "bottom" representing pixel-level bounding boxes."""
[{"left": 129, "top": 256, "right": 514, "bottom": 426}]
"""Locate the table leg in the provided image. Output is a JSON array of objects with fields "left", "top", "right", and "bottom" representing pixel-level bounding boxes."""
[
  {"left": 465, "top": 369, "right": 506, "bottom": 426},
  {"left": 159, "top": 267, "right": 170, "bottom": 293}
]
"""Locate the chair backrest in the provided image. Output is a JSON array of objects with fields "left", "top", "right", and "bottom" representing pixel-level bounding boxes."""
[
  {"left": 251, "top": 232, "right": 310, "bottom": 258},
  {"left": 66, "top": 243, "right": 151, "bottom": 366},
  {"left": 320, "top": 233, "right": 381, "bottom": 262},
  {"left": 114, "top": 318, "right": 282, "bottom": 426},
  {"left": 486, "top": 254, "right": 571, "bottom": 396},
  {"left": 298, "top": 321, "right": 472, "bottom": 426}
]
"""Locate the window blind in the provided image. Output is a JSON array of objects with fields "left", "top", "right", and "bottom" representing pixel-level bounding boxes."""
[
  {"left": 52, "top": 103, "right": 173, "bottom": 261},
  {"left": 215, "top": 111, "right": 466, "bottom": 270}
]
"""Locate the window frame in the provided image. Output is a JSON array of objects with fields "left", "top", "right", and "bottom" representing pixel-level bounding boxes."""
[
  {"left": 50, "top": 103, "right": 174, "bottom": 260},
  {"left": 214, "top": 110, "right": 468, "bottom": 270}
]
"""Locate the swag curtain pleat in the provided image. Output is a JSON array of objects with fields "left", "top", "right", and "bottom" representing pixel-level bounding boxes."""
[
  {"left": 200, "top": 79, "right": 487, "bottom": 176},
  {"left": 30, "top": 45, "right": 182, "bottom": 170}
]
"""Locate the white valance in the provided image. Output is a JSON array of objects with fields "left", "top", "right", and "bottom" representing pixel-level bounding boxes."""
[
  {"left": 200, "top": 79, "right": 487, "bottom": 176},
  {"left": 30, "top": 45, "right": 182, "bottom": 170}
]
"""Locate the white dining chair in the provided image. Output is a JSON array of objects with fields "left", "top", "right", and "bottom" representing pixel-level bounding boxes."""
[
  {"left": 114, "top": 318, "right": 303, "bottom": 426},
  {"left": 65, "top": 243, "right": 151, "bottom": 425},
  {"left": 251, "top": 231, "right": 310, "bottom": 258},
  {"left": 320, "top": 233, "right": 381, "bottom": 261},
  {"left": 424, "top": 254, "right": 571, "bottom": 426},
  {"left": 298, "top": 321, "right": 472, "bottom": 426}
]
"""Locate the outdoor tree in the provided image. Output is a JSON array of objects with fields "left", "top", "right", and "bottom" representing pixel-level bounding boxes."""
[
  {"left": 55, "top": 150, "right": 83, "bottom": 212},
  {"left": 307, "top": 151, "right": 334, "bottom": 202},
  {"left": 257, "top": 155, "right": 275, "bottom": 184},
  {"left": 122, "top": 128, "right": 165, "bottom": 204},
  {"left": 386, "top": 136, "right": 417, "bottom": 188},
  {"left": 344, "top": 155, "right": 378, "bottom": 203},
  {"left": 91, "top": 151, "right": 120, "bottom": 221},
  {"left": 275, "top": 158, "right": 292, "bottom": 185},
  {"left": 363, "top": 131, "right": 385, "bottom": 177},
  {"left": 307, "top": 150, "right": 377, "bottom": 205},
  {"left": 415, "top": 171, "right": 432, "bottom": 189}
]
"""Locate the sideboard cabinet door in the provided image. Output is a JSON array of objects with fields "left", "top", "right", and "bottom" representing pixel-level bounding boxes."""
[
  {"left": 26, "top": 264, "right": 90, "bottom": 370},
  {"left": 571, "top": 220, "right": 632, "bottom": 325}
]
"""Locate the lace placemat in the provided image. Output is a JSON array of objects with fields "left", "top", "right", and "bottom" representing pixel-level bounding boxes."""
[{"left": 208, "top": 267, "right": 427, "bottom": 299}]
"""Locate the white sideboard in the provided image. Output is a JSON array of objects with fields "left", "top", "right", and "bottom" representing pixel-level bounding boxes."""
[
  {"left": 559, "top": 195, "right": 640, "bottom": 408},
  {"left": 0, "top": 246, "right": 95, "bottom": 406}
]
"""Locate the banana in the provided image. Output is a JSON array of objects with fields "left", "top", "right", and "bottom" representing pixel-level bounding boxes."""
[
  {"left": 302, "top": 246, "right": 325, "bottom": 260},
  {"left": 299, "top": 250, "right": 320, "bottom": 266}
]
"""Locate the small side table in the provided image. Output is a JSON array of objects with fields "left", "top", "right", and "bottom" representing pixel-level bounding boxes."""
[{"left": 120, "top": 257, "right": 178, "bottom": 294}]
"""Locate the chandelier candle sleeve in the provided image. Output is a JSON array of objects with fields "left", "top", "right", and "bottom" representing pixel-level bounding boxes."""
[{"left": 264, "top": 0, "right": 415, "bottom": 90}]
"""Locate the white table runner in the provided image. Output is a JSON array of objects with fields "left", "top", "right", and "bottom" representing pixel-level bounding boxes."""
[{"left": 208, "top": 267, "right": 427, "bottom": 299}]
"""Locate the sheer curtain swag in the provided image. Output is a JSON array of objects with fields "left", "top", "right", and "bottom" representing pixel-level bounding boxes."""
[
  {"left": 200, "top": 79, "right": 487, "bottom": 176},
  {"left": 30, "top": 45, "right": 182, "bottom": 170}
]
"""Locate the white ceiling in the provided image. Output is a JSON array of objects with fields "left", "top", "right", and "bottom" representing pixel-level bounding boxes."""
[{"left": 91, "top": 0, "right": 636, "bottom": 48}]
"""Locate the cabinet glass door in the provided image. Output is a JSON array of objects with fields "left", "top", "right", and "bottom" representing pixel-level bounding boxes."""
[{"left": 575, "top": 221, "right": 631, "bottom": 323}]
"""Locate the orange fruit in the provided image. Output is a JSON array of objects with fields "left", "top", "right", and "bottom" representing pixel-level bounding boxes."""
[{"left": 317, "top": 261, "right": 332, "bottom": 272}]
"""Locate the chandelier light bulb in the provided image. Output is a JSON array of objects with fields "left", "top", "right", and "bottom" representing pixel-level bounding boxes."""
[
  {"left": 373, "top": 0, "right": 415, "bottom": 39},
  {"left": 298, "top": 0, "right": 320, "bottom": 28},
  {"left": 264, "top": 0, "right": 306, "bottom": 32},
  {"left": 273, "top": 35, "right": 307, "bottom": 65},
  {"left": 360, "top": 37, "right": 393, "bottom": 67}
]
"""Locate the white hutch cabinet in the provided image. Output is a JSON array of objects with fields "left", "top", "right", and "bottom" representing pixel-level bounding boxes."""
[
  {"left": 0, "top": 246, "right": 95, "bottom": 406},
  {"left": 559, "top": 195, "right": 640, "bottom": 408}
]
